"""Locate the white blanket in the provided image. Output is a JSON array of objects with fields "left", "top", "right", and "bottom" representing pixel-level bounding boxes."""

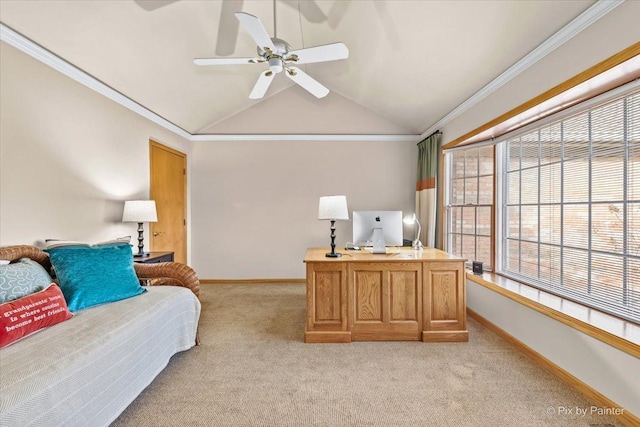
[{"left": 0, "top": 285, "right": 200, "bottom": 427}]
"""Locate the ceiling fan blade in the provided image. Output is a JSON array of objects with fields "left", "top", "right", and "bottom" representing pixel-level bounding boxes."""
[
  {"left": 249, "top": 70, "right": 275, "bottom": 99},
  {"left": 284, "top": 67, "right": 329, "bottom": 98},
  {"left": 235, "top": 12, "right": 276, "bottom": 52},
  {"left": 288, "top": 43, "right": 349, "bottom": 65},
  {"left": 194, "top": 57, "right": 260, "bottom": 66}
]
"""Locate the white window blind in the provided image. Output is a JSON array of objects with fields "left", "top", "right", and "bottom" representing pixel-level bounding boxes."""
[
  {"left": 446, "top": 146, "right": 494, "bottom": 269},
  {"left": 501, "top": 90, "right": 640, "bottom": 322}
]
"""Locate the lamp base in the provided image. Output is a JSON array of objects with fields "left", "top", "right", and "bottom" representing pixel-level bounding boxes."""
[
  {"left": 135, "top": 222, "right": 147, "bottom": 257},
  {"left": 325, "top": 219, "right": 342, "bottom": 258}
]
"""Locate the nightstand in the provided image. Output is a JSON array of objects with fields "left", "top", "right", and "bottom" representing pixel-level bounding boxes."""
[{"left": 133, "top": 251, "right": 174, "bottom": 264}]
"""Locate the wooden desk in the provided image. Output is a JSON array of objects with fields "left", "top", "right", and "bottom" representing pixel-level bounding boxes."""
[{"left": 303, "top": 247, "right": 468, "bottom": 343}]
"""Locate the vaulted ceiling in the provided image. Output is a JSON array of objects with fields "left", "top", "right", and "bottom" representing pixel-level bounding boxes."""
[{"left": 0, "top": 0, "right": 599, "bottom": 137}]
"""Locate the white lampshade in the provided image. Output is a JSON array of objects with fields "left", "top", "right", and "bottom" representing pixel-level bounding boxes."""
[
  {"left": 318, "top": 195, "right": 349, "bottom": 221},
  {"left": 122, "top": 200, "right": 158, "bottom": 223}
]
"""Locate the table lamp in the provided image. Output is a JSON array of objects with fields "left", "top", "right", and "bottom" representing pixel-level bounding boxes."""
[
  {"left": 403, "top": 213, "right": 424, "bottom": 250},
  {"left": 318, "top": 195, "right": 349, "bottom": 258},
  {"left": 122, "top": 200, "right": 158, "bottom": 257}
]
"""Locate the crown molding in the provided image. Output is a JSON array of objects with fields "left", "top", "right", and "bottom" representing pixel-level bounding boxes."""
[
  {"left": 419, "top": 0, "right": 624, "bottom": 140},
  {"left": 190, "top": 134, "right": 420, "bottom": 142}
]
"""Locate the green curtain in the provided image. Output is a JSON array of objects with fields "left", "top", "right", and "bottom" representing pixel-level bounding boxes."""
[{"left": 416, "top": 133, "right": 441, "bottom": 248}]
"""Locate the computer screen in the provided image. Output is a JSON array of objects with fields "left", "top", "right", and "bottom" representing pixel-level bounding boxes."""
[{"left": 352, "top": 211, "right": 403, "bottom": 247}]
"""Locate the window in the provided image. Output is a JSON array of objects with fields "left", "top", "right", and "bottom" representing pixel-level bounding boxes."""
[
  {"left": 445, "top": 85, "right": 640, "bottom": 323},
  {"left": 501, "top": 90, "right": 639, "bottom": 322},
  {"left": 445, "top": 146, "right": 494, "bottom": 270}
]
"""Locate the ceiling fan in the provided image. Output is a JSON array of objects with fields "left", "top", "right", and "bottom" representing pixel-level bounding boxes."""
[{"left": 194, "top": 12, "right": 349, "bottom": 99}]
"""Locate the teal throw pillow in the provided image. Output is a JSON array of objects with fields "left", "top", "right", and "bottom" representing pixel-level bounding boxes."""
[
  {"left": 0, "top": 258, "right": 54, "bottom": 303},
  {"left": 45, "top": 244, "right": 145, "bottom": 312}
]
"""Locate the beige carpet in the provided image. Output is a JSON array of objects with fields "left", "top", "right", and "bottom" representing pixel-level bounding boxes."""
[{"left": 111, "top": 284, "right": 622, "bottom": 426}]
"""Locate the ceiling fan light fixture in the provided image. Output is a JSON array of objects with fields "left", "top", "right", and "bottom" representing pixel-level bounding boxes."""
[{"left": 269, "top": 57, "right": 283, "bottom": 73}]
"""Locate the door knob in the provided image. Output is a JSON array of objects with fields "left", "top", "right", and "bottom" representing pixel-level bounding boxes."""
[{"left": 153, "top": 231, "right": 164, "bottom": 237}]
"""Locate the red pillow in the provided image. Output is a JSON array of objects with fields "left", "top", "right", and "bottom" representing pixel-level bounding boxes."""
[{"left": 0, "top": 283, "right": 73, "bottom": 348}]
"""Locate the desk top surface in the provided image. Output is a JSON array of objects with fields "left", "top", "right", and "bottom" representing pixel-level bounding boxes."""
[{"left": 304, "top": 247, "right": 466, "bottom": 263}]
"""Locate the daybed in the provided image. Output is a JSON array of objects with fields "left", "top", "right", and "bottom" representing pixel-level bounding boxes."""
[{"left": 0, "top": 245, "right": 201, "bottom": 427}]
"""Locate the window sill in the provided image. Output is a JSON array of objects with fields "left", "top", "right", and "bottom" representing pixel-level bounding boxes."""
[{"left": 465, "top": 271, "right": 640, "bottom": 358}]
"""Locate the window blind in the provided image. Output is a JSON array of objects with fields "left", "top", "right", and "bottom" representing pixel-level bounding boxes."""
[{"left": 500, "top": 89, "right": 640, "bottom": 322}]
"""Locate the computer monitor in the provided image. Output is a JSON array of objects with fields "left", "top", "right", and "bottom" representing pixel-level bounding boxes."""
[{"left": 352, "top": 211, "right": 403, "bottom": 251}]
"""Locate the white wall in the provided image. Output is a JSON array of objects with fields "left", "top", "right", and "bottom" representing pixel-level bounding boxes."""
[
  {"left": 468, "top": 282, "right": 640, "bottom": 416},
  {"left": 191, "top": 140, "right": 417, "bottom": 279},
  {"left": 0, "top": 42, "right": 192, "bottom": 249}
]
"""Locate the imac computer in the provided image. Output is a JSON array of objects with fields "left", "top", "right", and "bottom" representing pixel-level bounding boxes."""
[{"left": 352, "top": 211, "right": 403, "bottom": 253}]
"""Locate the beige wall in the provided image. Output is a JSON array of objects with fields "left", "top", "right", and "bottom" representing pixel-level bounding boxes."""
[
  {"left": 190, "top": 140, "right": 417, "bottom": 279},
  {"left": 0, "top": 42, "right": 192, "bottom": 250}
]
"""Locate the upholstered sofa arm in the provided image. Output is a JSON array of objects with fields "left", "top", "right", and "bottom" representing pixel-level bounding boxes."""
[{"left": 134, "top": 262, "right": 200, "bottom": 297}]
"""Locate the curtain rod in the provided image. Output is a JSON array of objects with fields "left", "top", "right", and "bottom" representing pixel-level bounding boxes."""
[{"left": 417, "top": 130, "right": 441, "bottom": 145}]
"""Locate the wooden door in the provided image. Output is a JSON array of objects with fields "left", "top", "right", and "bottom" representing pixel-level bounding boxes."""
[{"left": 149, "top": 140, "right": 187, "bottom": 264}]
